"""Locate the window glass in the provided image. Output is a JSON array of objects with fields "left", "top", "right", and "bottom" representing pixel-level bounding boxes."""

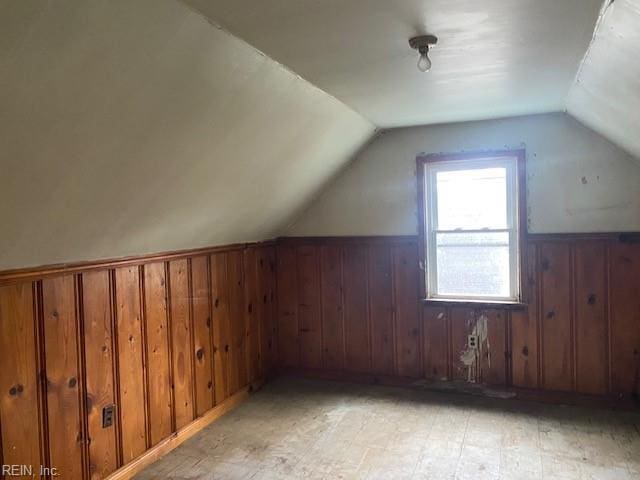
[
  {"left": 435, "top": 232, "right": 510, "bottom": 297},
  {"left": 436, "top": 167, "right": 507, "bottom": 230}
]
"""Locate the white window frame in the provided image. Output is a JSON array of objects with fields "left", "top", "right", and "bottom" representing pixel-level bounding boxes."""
[{"left": 423, "top": 156, "right": 521, "bottom": 302}]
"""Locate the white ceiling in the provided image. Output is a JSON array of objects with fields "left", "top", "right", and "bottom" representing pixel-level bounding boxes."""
[
  {"left": 184, "top": 0, "right": 602, "bottom": 128},
  {"left": 567, "top": 0, "right": 640, "bottom": 159},
  {"left": 1, "top": 0, "right": 637, "bottom": 269}
]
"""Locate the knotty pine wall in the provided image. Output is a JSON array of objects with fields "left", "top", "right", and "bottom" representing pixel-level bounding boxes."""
[
  {"left": 276, "top": 236, "right": 640, "bottom": 398},
  {"left": 0, "top": 243, "right": 277, "bottom": 479},
  {"left": 1, "top": 234, "right": 638, "bottom": 478}
]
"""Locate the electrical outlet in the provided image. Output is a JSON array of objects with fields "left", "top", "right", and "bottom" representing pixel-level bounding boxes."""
[
  {"left": 102, "top": 404, "right": 115, "bottom": 428},
  {"left": 468, "top": 335, "right": 478, "bottom": 348}
]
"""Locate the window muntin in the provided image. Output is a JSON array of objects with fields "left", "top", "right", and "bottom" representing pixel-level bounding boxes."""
[{"left": 424, "top": 157, "right": 519, "bottom": 301}]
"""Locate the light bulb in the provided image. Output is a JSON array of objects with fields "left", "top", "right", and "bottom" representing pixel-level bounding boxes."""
[{"left": 417, "top": 51, "right": 432, "bottom": 72}]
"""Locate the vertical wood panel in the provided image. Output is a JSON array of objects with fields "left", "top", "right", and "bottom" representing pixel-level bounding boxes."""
[
  {"left": 393, "top": 243, "right": 422, "bottom": 377},
  {"left": 368, "top": 244, "right": 395, "bottom": 375},
  {"left": 3, "top": 236, "right": 640, "bottom": 480},
  {"left": 191, "top": 256, "right": 213, "bottom": 416},
  {"left": 0, "top": 283, "right": 42, "bottom": 471},
  {"left": 270, "top": 237, "right": 638, "bottom": 396},
  {"left": 82, "top": 271, "right": 118, "bottom": 478},
  {"left": 479, "top": 309, "right": 506, "bottom": 385},
  {"left": 210, "top": 253, "right": 230, "bottom": 404},
  {"left": 609, "top": 243, "right": 640, "bottom": 396},
  {"left": 423, "top": 306, "right": 448, "bottom": 380},
  {"left": 297, "top": 246, "right": 323, "bottom": 369},
  {"left": 342, "top": 245, "right": 370, "bottom": 372},
  {"left": 266, "top": 247, "right": 278, "bottom": 371},
  {"left": 276, "top": 245, "right": 299, "bottom": 368},
  {"left": 320, "top": 245, "right": 344, "bottom": 370},
  {"left": 540, "top": 243, "right": 573, "bottom": 392},
  {"left": 168, "top": 260, "right": 195, "bottom": 430},
  {"left": 41, "top": 275, "right": 84, "bottom": 478},
  {"left": 255, "top": 248, "right": 266, "bottom": 378},
  {"left": 142, "top": 263, "right": 172, "bottom": 445},
  {"left": 256, "top": 247, "right": 277, "bottom": 377},
  {"left": 256, "top": 248, "right": 270, "bottom": 376},
  {"left": 114, "top": 266, "right": 147, "bottom": 463},
  {"left": 244, "top": 248, "right": 261, "bottom": 382},
  {"left": 574, "top": 242, "right": 608, "bottom": 395},
  {"left": 511, "top": 244, "right": 540, "bottom": 388},
  {"left": 227, "top": 250, "right": 247, "bottom": 393}
]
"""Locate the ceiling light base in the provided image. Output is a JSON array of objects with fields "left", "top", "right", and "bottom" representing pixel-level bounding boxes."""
[{"left": 409, "top": 35, "right": 438, "bottom": 51}]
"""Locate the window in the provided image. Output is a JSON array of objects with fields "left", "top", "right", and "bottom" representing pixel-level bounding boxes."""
[{"left": 417, "top": 150, "right": 525, "bottom": 302}]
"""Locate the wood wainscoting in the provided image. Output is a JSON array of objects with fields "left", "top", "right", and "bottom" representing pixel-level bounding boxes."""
[
  {"left": 276, "top": 235, "right": 640, "bottom": 401},
  {"left": 0, "top": 242, "right": 277, "bottom": 479},
  {"left": 1, "top": 234, "right": 639, "bottom": 479}
]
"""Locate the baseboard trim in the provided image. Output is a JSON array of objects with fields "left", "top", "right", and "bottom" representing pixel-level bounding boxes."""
[
  {"left": 278, "top": 368, "right": 640, "bottom": 411},
  {"left": 106, "top": 379, "right": 265, "bottom": 480},
  {"left": 278, "top": 367, "right": 427, "bottom": 388}
]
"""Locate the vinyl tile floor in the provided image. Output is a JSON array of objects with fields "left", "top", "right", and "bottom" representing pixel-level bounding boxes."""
[{"left": 135, "top": 378, "right": 640, "bottom": 480}]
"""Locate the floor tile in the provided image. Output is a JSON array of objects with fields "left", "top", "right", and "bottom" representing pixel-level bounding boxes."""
[{"left": 133, "top": 378, "right": 640, "bottom": 480}]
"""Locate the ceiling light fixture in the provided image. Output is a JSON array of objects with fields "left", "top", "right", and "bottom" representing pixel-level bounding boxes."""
[{"left": 409, "top": 35, "right": 438, "bottom": 72}]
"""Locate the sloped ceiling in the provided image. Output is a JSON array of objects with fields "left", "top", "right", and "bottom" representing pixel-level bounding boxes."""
[
  {"left": 0, "top": 0, "right": 374, "bottom": 270},
  {"left": 567, "top": 0, "right": 640, "bottom": 160},
  {"left": 2, "top": 0, "right": 637, "bottom": 269},
  {"left": 184, "top": 0, "right": 602, "bottom": 128}
]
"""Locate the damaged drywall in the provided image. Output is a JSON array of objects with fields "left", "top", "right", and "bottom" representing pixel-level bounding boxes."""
[
  {"left": 459, "top": 314, "right": 490, "bottom": 383},
  {"left": 413, "top": 308, "right": 514, "bottom": 398}
]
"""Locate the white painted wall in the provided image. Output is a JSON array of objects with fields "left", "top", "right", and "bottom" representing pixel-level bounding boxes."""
[
  {"left": 287, "top": 113, "right": 640, "bottom": 236},
  {"left": 0, "top": 0, "right": 374, "bottom": 270}
]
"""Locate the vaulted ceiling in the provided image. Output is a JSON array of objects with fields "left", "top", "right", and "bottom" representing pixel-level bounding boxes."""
[
  {"left": 566, "top": 0, "right": 640, "bottom": 159},
  {"left": 184, "top": 0, "right": 600, "bottom": 127},
  {"left": 0, "top": 0, "right": 374, "bottom": 269},
  {"left": 186, "top": 0, "right": 639, "bottom": 159},
  {"left": 1, "top": 0, "right": 638, "bottom": 269}
]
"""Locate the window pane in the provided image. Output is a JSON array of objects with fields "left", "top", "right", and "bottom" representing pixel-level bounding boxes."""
[
  {"left": 436, "top": 167, "right": 507, "bottom": 230},
  {"left": 435, "top": 232, "right": 510, "bottom": 297}
]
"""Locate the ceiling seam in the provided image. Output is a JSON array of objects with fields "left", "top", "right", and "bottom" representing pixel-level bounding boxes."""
[
  {"left": 276, "top": 129, "right": 386, "bottom": 237},
  {"left": 176, "top": 0, "right": 378, "bottom": 130},
  {"left": 565, "top": 0, "right": 615, "bottom": 110}
]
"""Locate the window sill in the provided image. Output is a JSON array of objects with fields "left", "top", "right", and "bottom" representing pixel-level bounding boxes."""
[{"left": 421, "top": 298, "right": 528, "bottom": 310}]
